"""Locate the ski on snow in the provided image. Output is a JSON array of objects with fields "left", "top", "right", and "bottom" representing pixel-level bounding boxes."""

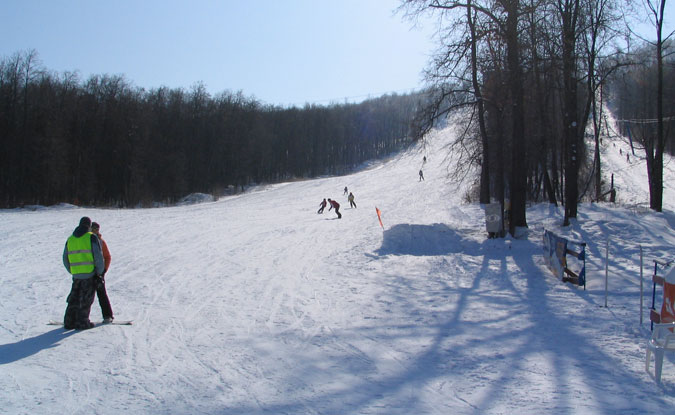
[{"left": 48, "top": 320, "right": 133, "bottom": 326}]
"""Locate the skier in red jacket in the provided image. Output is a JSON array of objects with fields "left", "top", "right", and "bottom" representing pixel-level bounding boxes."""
[
  {"left": 327, "top": 198, "right": 342, "bottom": 219},
  {"left": 317, "top": 198, "right": 327, "bottom": 214}
]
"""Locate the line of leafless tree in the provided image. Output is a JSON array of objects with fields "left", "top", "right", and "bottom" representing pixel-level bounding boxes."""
[
  {"left": 0, "top": 50, "right": 422, "bottom": 208},
  {"left": 402, "top": 0, "right": 673, "bottom": 235}
]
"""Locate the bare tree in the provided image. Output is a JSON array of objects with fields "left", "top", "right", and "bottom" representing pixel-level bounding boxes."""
[
  {"left": 402, "top": 0, "right": 528, "bottom": 235},
  {"left": 579, "top": 0, "right": 625, "bottom": 202},
  {"left": 642, "top": 0, "right": 673, "bottom": 211},
  {"left": 467, "top": 0, "right": 492, "bottom": 204},
  {"left": 557, "top": 0, "right": 583, "bottom": 225}
]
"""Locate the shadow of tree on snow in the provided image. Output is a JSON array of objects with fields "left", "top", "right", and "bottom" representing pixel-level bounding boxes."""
[
  {"left": 162, "top": 222, "right": 673, "bottom": 414},
  {"left": 375, "top": 223, "right": 481, "bottom": 256}
]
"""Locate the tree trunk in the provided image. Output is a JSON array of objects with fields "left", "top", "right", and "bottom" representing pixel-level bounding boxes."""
[
  {"left": 505, "top": 0, "right": 527, "bottom": 234},
  {"left": 467, "top": 1, "right": 491, "bottom": 204},
  {"left": 651, "top": 0, "right": 665, "bottom": 212},
  {"left": 561, "top": 0, "right": 580, "bottom": 226}
]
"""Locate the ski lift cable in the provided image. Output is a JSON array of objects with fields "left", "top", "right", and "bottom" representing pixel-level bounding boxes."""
[{"left": 615, "top": 115, "right": 675, "bottom": 124}]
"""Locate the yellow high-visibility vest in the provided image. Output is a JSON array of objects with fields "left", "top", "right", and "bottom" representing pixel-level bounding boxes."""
[{"left": 66, "top": 233, "right": 95, "bottom": 276}]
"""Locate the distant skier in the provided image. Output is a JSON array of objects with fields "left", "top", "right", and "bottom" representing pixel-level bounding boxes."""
[
  {"left": 343, "top": 186, "right": 348, "bottom": 195},
  {"left": 423, "top": 156, "right": 427, "bottom": 164},
  {"left": 419, "top": 169, "right": 425, "bottom": 181},
  {"left": 348, "top": 192, "right": 357, "bottom": 208},
  {"left": 317, "top": 198, "right": 327, "bottom": 214},
  {"left": 328, "top": 198, "right": 342, "bottom": 219}
]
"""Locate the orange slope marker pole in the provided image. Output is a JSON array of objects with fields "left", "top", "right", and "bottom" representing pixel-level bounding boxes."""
[{"left": 375, "top": 207, "right": 384, "bottom": 229}]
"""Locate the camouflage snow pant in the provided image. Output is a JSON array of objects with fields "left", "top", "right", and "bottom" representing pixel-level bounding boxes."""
[{"left": 63, "top": 277, "right": 97, "bottom": 329}]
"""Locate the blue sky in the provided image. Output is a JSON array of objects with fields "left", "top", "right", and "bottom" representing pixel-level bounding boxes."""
[
  {"left": 2, "top": 1, "right": 672, "bottom": 107},
  {"left": 1, "top": 0, "right": 435, "bottom": 106}
]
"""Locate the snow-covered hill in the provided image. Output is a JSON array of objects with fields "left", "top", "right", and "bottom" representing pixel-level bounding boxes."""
[
  {"left": 1, "top": 124, "right": 674, "bottom": 414},
  {"left": 601, "top": 111, "right": 675, "bottom": 210}
]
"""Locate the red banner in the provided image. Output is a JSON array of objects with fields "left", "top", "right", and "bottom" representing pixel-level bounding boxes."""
[
  {"left": 375, "top": 207, "right": 383, "bottom": 229},
  {"left": 662, "top": 267, "right": 675, "bottom": 323}
]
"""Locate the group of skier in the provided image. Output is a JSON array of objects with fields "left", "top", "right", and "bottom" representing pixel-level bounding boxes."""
[
  {"left": 317, "top": 159, "right": 428, "bottom": 219},
  {"left": 317, "top": 186, "right": 357, "bottom": 219},
  {"left": 419, "top": 155, "right": 426, "bottom": 181},
  {"left": 61, "top": 156, "right": 429, "bottom": 329},
  {"left": 62, "top": 216, "right": 114, "bottom": 330}
]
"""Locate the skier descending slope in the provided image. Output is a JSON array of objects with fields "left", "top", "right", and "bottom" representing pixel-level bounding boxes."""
[
  {"left": 317, "top": 198, "right": 327, "bottom": 214},
  {"left": 327, "top": 198, "right": 342, "bottom": 219}
]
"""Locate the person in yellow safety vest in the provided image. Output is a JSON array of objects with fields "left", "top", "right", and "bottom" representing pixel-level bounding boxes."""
[{"left": 62, "top": 216, "right": 105, "bottom": 330}]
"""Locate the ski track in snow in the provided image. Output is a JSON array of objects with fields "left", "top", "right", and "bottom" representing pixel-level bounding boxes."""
[{"left": 1, "top": 125, "right": 675, "bottom": 414}]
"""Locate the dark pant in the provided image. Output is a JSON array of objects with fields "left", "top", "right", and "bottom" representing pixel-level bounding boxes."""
[
  {"left": 95, "top": 276, "right": 114, "bottom": 320},
  {"left": 335, "top": 207, "right": 341, "bottom": 218},
  {"left": 64, "top": 277, "right": 97, "bottom": 329}
]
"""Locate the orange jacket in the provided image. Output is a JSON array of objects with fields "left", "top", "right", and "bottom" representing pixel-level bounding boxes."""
[{"left": 99, "top": 235, "right": 112, "bottom": 273}]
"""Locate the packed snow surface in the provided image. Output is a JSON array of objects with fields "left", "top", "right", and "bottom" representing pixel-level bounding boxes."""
[{"left": 1, "top": 125, "right": 674, "bottom": 414}]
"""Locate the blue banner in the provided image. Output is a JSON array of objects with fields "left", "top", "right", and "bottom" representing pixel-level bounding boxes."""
[{"left": 543, "top": 230, "right": 586, "bottom": 287}]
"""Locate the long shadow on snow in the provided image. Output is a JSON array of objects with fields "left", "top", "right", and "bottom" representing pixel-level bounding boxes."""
[
  {"left": 0, "top": 328, "right": 76, "bottom": 365},
  {"left": 217, "top": 239, "right": 526, "bottom": 414},
  {"left": 467, "top": 238, "right": 668, "bottom": 413},
  {"left": 662, "top": 209, "right": 675, "bottom": 232},
  {"left": 375, "top": 223, "right": 480, "bottom": 256},
  {"left": 570, "top": 206, "right": 674, "bottom": 297},
  {"left": 213, "top": 235, "right": 672, "bottom": 414}
]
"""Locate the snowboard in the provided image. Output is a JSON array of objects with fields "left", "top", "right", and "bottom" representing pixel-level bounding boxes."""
[{"left": 48, "top": 320, "right": 133, "bottom": 326}]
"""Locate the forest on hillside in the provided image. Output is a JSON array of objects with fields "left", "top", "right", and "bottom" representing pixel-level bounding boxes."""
[
  {"left": 606, "top": 45, "right": 675, "bottom": 155},
  {"left": 402, "top": 0, "right": 673, "bottom": 234},
  {"left": 0, "top": 50, "right": 423, "bottom": 208},
  {"left": 1, "top": 3, "right": 673, "bottom": 213}
]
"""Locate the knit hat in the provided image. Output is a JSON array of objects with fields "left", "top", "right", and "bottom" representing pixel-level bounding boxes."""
[{"left": 79, "top": 216, "right": 92, "bottom": 227}]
